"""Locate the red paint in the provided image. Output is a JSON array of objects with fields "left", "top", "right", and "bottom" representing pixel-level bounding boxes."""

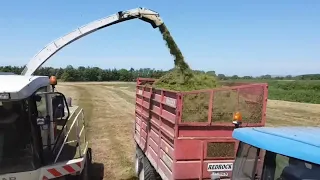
[
  {"left": 134, "top": 78, "right": 268, "bottom": 179},
  {"left": 47, "top": 168, "right": 62, "bottom": 177},
  {"left": 76, "top": 162, "right": 81, "bottom": 168},
  {"left": 63, "top": 165, "right": 76, "bottom": 173}
]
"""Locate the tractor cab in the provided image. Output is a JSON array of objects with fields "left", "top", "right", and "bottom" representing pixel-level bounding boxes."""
[
  {"left": 221, "top": 127, "right": 320, "bottom": 180},
  {"left": 0, "top": 75, "right": 72, "bottom": 176}
]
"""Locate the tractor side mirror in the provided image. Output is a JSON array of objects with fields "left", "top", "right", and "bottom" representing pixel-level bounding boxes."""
[{"left": 52, "top": 95, "right": 66, "bottom": 119}]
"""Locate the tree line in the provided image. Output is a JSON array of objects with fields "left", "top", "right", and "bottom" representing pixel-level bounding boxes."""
[{"left": 1, "top": 65, "right": 320, "bottom": 81}]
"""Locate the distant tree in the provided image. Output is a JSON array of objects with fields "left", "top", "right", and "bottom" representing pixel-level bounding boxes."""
[
  {"left": 243, "top": 76, "right": 253, "bottom": 79},
  {"left": 206, "top": 71, "right": 216, "bottom": 76},
  {"left": 260, "top": 74, "right": 272, "bottom": 79},
  {"left": 217, "top": 74, "right": 226, "bottom": 80},
  {"left": 231, "top": 75, "right": 239, "bottom": 79},
  {"left": 0, "top": 65, "right": 310, "bottom": 82},
  {"left": 285, "top": 75, "right": 292, "bottom": 79},
  {"left": 118, "top": 69, "right": 131, "bottom": 81}
]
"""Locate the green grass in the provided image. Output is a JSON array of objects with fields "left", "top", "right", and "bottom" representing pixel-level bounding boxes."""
[
  {"left": 223, "top": 79, "right": 320, "bottom": 104},
  {"left": 154, "top": 68, "right": 220, "bottom": 91}
]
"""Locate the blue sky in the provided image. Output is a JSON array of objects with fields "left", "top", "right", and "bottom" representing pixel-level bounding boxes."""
[{"left": 0, "top": 0, "right": 319, "bottom": 76}]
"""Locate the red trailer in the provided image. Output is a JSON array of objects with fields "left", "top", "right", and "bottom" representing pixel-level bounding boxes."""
[{"left": 134, "top": 78, "right": 268, "bottom": 180}]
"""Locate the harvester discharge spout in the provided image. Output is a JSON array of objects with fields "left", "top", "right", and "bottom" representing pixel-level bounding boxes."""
[{"left": 21, "top": 7, "right": 164, "bottom": 76}]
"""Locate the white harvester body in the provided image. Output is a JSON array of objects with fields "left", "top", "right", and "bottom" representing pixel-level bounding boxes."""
[{"left": 0, "top": 75, "right": 90, "bottom": 180}]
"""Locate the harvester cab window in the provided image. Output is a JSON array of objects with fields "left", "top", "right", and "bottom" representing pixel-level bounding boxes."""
[
  {"left": 0, "top": 101, "right": 27, "bottom": 145},
  {"left": 0, "top": 101, "right": 19, "bottom": 124},
  {"left": 33, "top": 86, "right": 70, "bottom": 157},
  {"left": 34, "top": 86, "right": 53, "bottom": 154},
  {"left": 35, "top": 86, "right": 49, "bottom": 118},
  {"left": 0, "top": 100, "right": 35, "bottom": 174}
]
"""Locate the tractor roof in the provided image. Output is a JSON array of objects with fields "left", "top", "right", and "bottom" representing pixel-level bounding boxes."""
[
  {"left": 233, "top": 127, "right": 320, "bottom": 165},
  {"left": 0, "top": 75, "right": 49, "bottom": 100}
]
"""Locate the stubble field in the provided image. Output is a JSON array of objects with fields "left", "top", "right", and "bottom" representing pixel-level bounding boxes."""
[{"left": 56, "top": 82, "right": 320, "bottom": 180}]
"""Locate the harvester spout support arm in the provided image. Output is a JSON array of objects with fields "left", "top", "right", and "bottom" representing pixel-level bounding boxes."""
[{"left": 21, "top": 7, "right": 164, "bottom": 76}]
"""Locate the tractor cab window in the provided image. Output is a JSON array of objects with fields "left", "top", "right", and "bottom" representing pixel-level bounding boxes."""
[
  {"left": 231, "top": 142, "right": 260, "bottom": 180},
  {"left": 0, "top": 100, "right": 35, "bottom": 174},
  {"left": 262, "top": 151, "right": 320, "bottom": 180}
]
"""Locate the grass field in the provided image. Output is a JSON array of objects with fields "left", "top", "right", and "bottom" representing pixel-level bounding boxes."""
[{"left": 56, "top": 82, "right": 320, "bottom": 180}]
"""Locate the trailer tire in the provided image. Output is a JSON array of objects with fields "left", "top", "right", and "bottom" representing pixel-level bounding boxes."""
[
  {"left": 135, "top": 147, "right": 144, "bottom": 176},
  {"left": 139, "top": 156, "right": 159, "bottom": 180}
]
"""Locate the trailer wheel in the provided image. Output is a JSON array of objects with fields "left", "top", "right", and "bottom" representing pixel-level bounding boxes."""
[
  {"left": 139, "top": 156, "right": 159, "bottom": 180},
  {"left": 135, "top": 147, "right": 144, "bottom": 176}
]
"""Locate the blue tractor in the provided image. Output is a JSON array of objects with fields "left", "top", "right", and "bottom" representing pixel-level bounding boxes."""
[{"left": 214, "top": 127, "right": 320, "bottom": 180}]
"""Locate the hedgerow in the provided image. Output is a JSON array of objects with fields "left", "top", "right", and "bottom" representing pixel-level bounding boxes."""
[{"left": 224, "top": 80, "right": 320, "bottom": 104}]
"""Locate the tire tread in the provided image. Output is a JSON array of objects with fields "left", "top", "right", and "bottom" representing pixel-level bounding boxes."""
[{"left": 143, "top": 157, "right": 158, "bottom": 180}]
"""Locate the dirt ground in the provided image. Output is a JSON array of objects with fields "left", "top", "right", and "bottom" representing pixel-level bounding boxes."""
[{"left": 56, "top": 82, "right": 320, "bottom": 180}]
